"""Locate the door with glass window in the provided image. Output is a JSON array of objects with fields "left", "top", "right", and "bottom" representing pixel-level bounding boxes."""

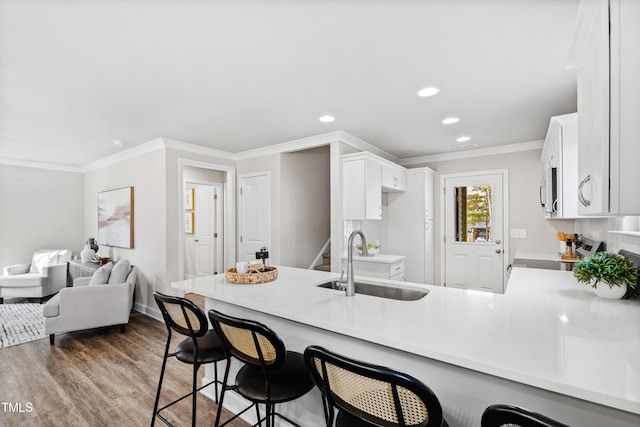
[{"left": 443, "top": 172, "right": 506, "bottom": 293}]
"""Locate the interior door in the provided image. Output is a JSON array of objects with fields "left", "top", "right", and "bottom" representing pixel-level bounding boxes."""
[
  {"left": 194, "top": 185, "right": 218, "bottom": 276},
  {"left": 444, "top": 172, "right": 505, "bottom": 293},
  {"left": 239, "top": 173, "right": 271, "bottom": 262}
]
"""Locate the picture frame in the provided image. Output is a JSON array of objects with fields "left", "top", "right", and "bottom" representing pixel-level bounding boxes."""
[
  {"left": 185, "top": 211, "right": 194, "bottom": 234},
  {"left": 184, "top": 188, "right": 194, "bottom": 210},
  {"left": 98, "top": 186, "right": 134, "bottom": 248}
]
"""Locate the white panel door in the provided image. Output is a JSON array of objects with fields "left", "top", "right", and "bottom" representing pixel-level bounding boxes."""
[
  {"left": 195, "top": 185, "right": 217, "bottom": 276},
  {"left": 444, "top": 172, "right": 505, "bottom": 293},
  {"left": 239, "top": 173, "right": 271, "bottom": 262}
]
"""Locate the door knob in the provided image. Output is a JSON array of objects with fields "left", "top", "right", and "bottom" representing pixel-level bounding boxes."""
[
  {"left": 194, "top": 239, "right": 199, "bottom": 243},
  {"left": 496, "top": 249, "right": 502, "bottom": 254},
  {"left": 496, "top": 240, "right": 501, "bottom": 244}
]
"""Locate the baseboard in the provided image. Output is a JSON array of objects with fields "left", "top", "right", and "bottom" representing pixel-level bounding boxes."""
[{"left": 133, "top": 302, "right": 163, "bottom": 322}]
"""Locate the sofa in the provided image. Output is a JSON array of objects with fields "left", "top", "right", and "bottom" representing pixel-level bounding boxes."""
[
  {"left": 43, "top": 259, "right": 138, "bottom": 345},
  {"left": 0, "top": 249, "right": 72, "bottom": 303}
]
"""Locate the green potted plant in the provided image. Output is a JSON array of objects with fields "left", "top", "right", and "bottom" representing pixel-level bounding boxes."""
[{"left": 573, "top": 252, "right": 638, "bottom": 299}]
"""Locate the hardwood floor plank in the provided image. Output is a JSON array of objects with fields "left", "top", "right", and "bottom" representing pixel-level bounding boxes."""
[{"left": 0, "top": 312, "right": 248, "bottom": 427}]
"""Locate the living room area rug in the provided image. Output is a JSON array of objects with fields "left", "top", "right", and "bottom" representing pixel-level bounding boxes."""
[{"left": 0, "top": 300, "right": 46, "bottom": 349}]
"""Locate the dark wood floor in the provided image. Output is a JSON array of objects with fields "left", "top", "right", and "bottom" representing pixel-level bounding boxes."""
[{"left": 0, "top": 297, "right": 248, "bottom": 427}]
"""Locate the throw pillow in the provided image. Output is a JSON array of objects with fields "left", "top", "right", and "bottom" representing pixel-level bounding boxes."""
[
  {"left": 30, "top": 251, "right": 59, "bottom": 273},
  {"left": 108, "top": 259, "right": 132, "bottom": 284},
  {"left": 89, "top": 262, "right": 113, "bottom": 286}
]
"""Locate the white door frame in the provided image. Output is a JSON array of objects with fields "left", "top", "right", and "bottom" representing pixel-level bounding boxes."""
[
  {"left": 439, "top": 169, "right": 510, "bottom": 291},
  {"left": 238, "top": 171, "right": 271, "bottom": 262},
  {"left": 178, "top": 159, "right": 236, "bottom": 281},
  {"left": 186, "top": 180, "right": 224, "bottom": 277}
]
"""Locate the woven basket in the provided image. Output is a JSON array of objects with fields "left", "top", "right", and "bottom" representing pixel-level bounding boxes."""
[{"left": 225, "top": 264, "right": 278, "bottom": 284}]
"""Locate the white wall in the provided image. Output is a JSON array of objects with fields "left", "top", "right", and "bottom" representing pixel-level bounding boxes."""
[
  {"left": 418, "top": 149, "right": 575, "bottom": 283},
  {"left": 0, "top": 164, "right": 84, "bottom": 269},
  {"left": 83, "top": 149, "right": 166, "bottom": 311},
  {"left": 280, "top": 146, "right": 330, "bottom": 268}
]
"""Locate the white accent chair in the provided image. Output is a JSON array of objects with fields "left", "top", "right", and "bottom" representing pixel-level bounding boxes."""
[
  {"left": 0, "top": 249, "right": 72, "bottom": 304},
  {"left": 43, "top": 260, "right": 138, "bottom": 345}
]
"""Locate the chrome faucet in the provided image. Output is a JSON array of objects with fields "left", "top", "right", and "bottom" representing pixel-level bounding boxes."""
[{"left": 341, "top": 230, "right": 368, "bottom": 297}]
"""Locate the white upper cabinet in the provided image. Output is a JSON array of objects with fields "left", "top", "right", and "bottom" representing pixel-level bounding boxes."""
[
  {"left": 609, "top": 0, "right": 640, "bottom": 214},
  {"left": 381, "top": 163, "right": 407, "bottom": 192},
  {"left": 571, "top": 0, "right": 640, "bottom": 215},
  {"left": 573, "top": 0, "right": 610, "bottom": 215},
  {"left": 540, "top": 113, "right": 582, "bottom": 219},
  {"left": 342, "top": 152, "right": 407, "bottom": 220},
  {"left": 342, "top": 154, "right": 382, "bottom": 220}
]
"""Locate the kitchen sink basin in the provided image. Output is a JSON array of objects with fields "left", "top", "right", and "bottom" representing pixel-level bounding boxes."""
[{"left": 316, "top": 280, "right": 428, "bottom": 301}]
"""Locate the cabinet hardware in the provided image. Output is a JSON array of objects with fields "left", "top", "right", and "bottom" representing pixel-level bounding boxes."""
[{"left": 578, "top": 174, "right": 592, "bottom": 207}]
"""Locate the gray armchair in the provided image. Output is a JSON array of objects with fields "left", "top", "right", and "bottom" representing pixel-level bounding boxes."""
[
  {"left": 0, "top": 249, "right": 72, "bottom": 304},
  {"left": 43, "top": 260, "right": 138, "bottom": 345}
]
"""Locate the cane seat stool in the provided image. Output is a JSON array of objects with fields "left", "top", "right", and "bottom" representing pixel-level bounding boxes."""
[
  {"left": 151, "top": 292, "right": 228, "bottom": 427},
  {"left": 208, "top": 309, "right": 314, "bottom": 427},
  {"left": 304, "top": 345, "right": 449, "bottom": 427},
  {"left": 481, "top": 404, "right": 570, "bottom": 427}
]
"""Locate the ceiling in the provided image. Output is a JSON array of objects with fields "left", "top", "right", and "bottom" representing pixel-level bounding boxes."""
[{"left": 0, "top": 0, "right": 579, "bottom": 167}]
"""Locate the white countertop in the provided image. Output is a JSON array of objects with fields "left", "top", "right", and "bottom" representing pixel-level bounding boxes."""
[
  {"left": 172, "top": 266, "right": 640, "bottom": 415},
  {"left": 340, "top": 254, "right": 406, "bottom": 264}
]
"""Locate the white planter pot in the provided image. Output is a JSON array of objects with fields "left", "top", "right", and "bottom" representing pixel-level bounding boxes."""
[{"left": 593, "top": 281, "right": 627, "bottom": 299}]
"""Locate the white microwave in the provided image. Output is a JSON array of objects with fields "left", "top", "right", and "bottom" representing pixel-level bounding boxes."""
[{"left": 540, "top": 160, "right": 557, "bottom": 218}]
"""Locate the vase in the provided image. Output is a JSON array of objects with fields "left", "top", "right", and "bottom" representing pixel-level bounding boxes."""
[
  {"left": 87, "top": 238, "right": 99, "bottom": 253},
  {"left": 80, "top": 244, "right": 96, "bottom": 263},
  {"left": 593, "top": 281, "right": 627, "bottom": 299}
]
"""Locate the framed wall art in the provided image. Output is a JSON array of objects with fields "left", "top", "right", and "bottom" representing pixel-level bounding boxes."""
[
  {"left": 98, "top": 186, "right": 134, "bottom": 248},
  {"left": 184, "top": 188, "right": 194, "bottom": 210},
  {"left": 185, "top": 211, "right": 194, "bottom": 234}
]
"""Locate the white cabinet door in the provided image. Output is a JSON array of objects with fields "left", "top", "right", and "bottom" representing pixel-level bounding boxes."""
[
  {"left": 575, "top": 0, "right": 610, "bottom": 215},
  {"left": 343, "top": 157, "right": 382, "bottom": 220},
  {"left": 610, "top": 0, "right": 640, "bottom": 214},
  {"left": 381, "top": 164, "right": 407, "bottom": 192},
  {"left": 387, "top": 169, "right": 435, "bottom": 284}
]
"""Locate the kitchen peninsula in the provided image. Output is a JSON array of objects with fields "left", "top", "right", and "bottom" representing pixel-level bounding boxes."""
[{"left": 172, "top": 267, "right": 640, "bottom": 427}]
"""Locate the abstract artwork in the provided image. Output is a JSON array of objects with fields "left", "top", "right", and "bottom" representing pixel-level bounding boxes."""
[{"left": 98, "top": 187, "right": 134, "bottom": 248}]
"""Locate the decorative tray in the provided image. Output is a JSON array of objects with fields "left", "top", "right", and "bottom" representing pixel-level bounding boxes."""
[{"left": 225, "top": 265, "right": 278, "bottom": 284}]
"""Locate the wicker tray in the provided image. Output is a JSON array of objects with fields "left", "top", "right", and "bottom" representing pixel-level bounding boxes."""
[{"left": 225, "top": 264, "right": 278, "bottom": 284}]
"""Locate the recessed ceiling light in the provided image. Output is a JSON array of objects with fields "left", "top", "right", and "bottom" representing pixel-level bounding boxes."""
[
  {"left": 442, "top": 117, "right": 460, "bottom": 125},
  {"left": 319, "top": 115, "right": 335, "bottom": 123},
  {"left": 417, "top": 87, "right": 439, "bottom": 97},
  {"left": 456, "top": 136, "right": 471, "bottom": 142},
  {"left": 318, "top": 114, "right": 336, "bottom": 123},
  {"left": 112, "top": 140, "right": 126, "bottom": 147}
]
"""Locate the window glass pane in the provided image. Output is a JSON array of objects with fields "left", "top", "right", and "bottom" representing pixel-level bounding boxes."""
[{"left": 454, "top": 185, "right": 493, "bottom": 243}]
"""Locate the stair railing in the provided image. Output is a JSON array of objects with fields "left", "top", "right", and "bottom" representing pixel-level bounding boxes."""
[{"left": 308, "top": 237, "right": 331, "bottom": 270}]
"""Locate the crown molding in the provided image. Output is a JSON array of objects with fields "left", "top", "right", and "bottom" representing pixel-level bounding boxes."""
[
  {"left": 1, "top": 134, "right": 543, "bottom": 173},
  {"left": 399, "top": 139, "right": 544, "bottom": 166},
  {"left": 0, "top": 158, "right": 83, "bottom": 173},
  {"left": 162, "top": 138, "right": 236, "bottom": 160},
  {"left": 233, "top": 131, "right": 342, "bottom": 161},
  {"left": 335, "top": 131, "right": 400, "bottom": 163},
  {"left": 81, "top": 138, "right": 166, "bottom": 172}
]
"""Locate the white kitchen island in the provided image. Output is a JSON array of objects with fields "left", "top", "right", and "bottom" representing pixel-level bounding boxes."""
[{"left": 172, "top": 266, "right": 640, "bottom": 427}]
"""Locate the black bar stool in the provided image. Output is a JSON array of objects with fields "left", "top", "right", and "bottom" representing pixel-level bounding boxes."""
[
  {"left": 151, "top": 292, "right": 228, "bottom": 427},
  {"left": 304, "top": 345, "right": 449, "bottom": 427},
  {"left": 481, "top": 404, "right": 570, "bottom": 427},
  {"left": 208, "top": 309, "right": 314, "bottom": 427}
]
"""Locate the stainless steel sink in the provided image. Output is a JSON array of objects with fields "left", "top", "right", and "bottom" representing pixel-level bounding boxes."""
[{"left": 317, "top": 280, "right": 428, "bottom": 301}]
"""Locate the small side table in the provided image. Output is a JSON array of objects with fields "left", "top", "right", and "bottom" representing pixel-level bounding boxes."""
[{"left": 67, "top": 259, "right": 101, "bottom": 286}]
